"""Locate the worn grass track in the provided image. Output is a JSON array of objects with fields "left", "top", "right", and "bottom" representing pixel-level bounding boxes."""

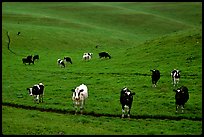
[{"left": 2, "top": 102, "right": 202, "bottom": 121}]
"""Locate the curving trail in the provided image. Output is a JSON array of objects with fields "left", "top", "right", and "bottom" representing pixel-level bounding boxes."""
[
  {"left": 2, "top": 102, "right": 202, "bottom": 121},
  {"left": 7, "top": 31, "right": 17, "bottom": 55}
]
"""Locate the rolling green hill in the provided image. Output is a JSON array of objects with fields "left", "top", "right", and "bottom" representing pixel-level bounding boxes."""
[{"left": 2, "top": 2, "right": 202, "bottom": 135}]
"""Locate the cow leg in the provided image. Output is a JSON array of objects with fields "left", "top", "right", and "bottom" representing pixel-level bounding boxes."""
[
  {"left": 176, "top": 105, "right": 179, "bottom": 113},
  {"left": 80, "top": 101, "right": 84, "bottom": 115},
  {"left": 72, "top": 101, "right": 77, "bottom": 115},
  {"left": 74, "top": 106, "right": 78, "bottom": 115},
  {"left": 39, "top": 95, "right": 41, "bottom": 102},
  {"left": 121, "top": 105, "right": 125, "bottom": 118},
  {"left": 181, "top": 105, "right": 184, "bottom": 113},
  {"left": 121, "top": 111, "right": 125, "bottom": 118},
  {"left": 127, "top": 109, "right": 130, "bottom": 118},
  {"left": 176, "top": 79, "right": 179, "bottom": 86},
  {"left": 40, "top": 95, "right": 43, "bottom": 103},
  {"left": 175, "top": 78, "right": 177, "bottom": 86},
  {"left": 152, "top": 81, "right": 156, "bottom": 87},
  {"left": 39, "top": 94, "right": 43, "bottom": 103},
  {"left": 33, "top": 95, "right": 38, "bottom": 103},
  {"left": 80, "top": 107, "right": 83, "bottom": 115},
  {"left": 36, "top": 95, "right": 40, "bottom": 103}
]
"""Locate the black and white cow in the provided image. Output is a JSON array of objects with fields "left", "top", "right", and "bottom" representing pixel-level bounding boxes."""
[
  {"left": 72, "top": 84, "right": 88, "bottom": 114},
  {"left": 120, "top": 87, "right": 135, "bottom": 118},
  {"left": 173, "top": 86, "right": 189, "bottom": 113},
  {"left": 64, "top": 57, "right": 72, "bottom": 64},
  {"left": 22, "top": 55, "right": 34, "bottom": 65},
  {"left": 82, "top": 53, "right": 93, "bottom": 61},
  {"left": 57, "top": 59, "right": 65, "bottom": 68},
  {"left": 99, "top": 52, "right": 111, "bottom": 59},
  {"left": 171, "top": 69, "right": 181, "bottom": 86},
  {"left": 150, "top": 69, "right": 160, "bottom": 87},
  {"left": 33, "top": 55, "right": 39, "bottom": 61},
  {"left": 27, "top": 83, "right": 44, "bottom": 103}
]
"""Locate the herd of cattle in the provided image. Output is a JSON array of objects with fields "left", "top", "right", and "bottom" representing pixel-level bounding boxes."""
[{"left": 24, "top": 52, "right": 189, "bottom": 118}]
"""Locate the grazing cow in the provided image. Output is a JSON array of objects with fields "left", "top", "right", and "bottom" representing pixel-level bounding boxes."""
[
  {"left": 22, "top": 55, "right": 34, "bottom": 65},
  {"left": 150, "top": 69, "right": 160, "bottom": 87},
  {"left": 171, "top": 69, "right": 181, "bottom": 86},
  {"left": 27, "top": 83, "right": 44, "bottom": 103},
  {"left": 33, "top": 55, "right": 39, "bottom": 61},
  {"left": 82, "top": 53, "right": 93, "bottom": 61},
  {"left": 57, "top": 59, "right": 65, "bottom": 68},
  {"left": 173, "top": 86, "right": 189, "bottom": 113},
  {"left": 120, "top": 87, "right": 135, "bottom": 118},
  {"left": 64, "top": 57, "right": 72, "bottom": 64},
  {"left": 72, "top": 84, "right": 88, "bottom": 114},
  {"left": 99, "top": 52, "right": 111, "bottom": 59}
]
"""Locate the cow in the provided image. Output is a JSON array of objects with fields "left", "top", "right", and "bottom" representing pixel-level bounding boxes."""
[
  {"left": 27, "top": 83, "right": 44, "bottom": 103},
  {"left": 82, "top": 53, "right": 93, "bottom": 61},
  {"left": 150, "top": 69, "right": 160, "bottom": 87},
  {"left": 57, "top": 59, "right": 65, "bottom": 68},
  {"left": 120, "top": 87, "right": 135, "bottom": 118},
  {"left": 171, "top": 69, "right": 181, "bottom": 86},
  {"left": 33, "top": 55, "right": 39, "bottom": 62},
  {"left": 22, "top": 55, "right": 34, "bottom": 65},
  {"left": 72, "top": 84, "right": 88, "bottom": 115},
  {"left": 64, "top": 57, "right": 72, "bottom": 64},
  {"left": 99, "top": 52, "right": 111, "bottom": 59},
  {"left": 173, "top": 86, "right": 189, "bottom": 113}
]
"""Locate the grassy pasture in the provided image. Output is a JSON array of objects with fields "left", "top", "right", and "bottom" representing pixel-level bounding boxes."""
[{"left": 2, "top": 2, "right": 202, "bottom": 135}]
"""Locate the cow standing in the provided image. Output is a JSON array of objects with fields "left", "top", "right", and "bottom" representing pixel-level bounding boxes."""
[
  {"left": 64, "top": 57, "right": 72, "bottom": 64},
  {"left": 27, "top": 83, "right": 44, "bottom": 103},
  {"left": 22, "top": 55, "right": 34, "bottom": 65},
  {"left": 171, "top": 69, "right": 181, "bottom": 86},
  {"left": 120, "top": 87, "right": 135, "bottom": 118},
  {"left": 99, "top": 52, "right": 111, "bottom": 59},
  {"left": 82, "top": 53, "right": 93, "bottom": 61},
  {"left": 72, "top": 84, "right": 88, "bottom": 114},
  {"left": 173, "top": 86, "right": 189, "bottom": 113},
  {"left": 150, "top": 69, "right": 160, "bottom": 87}
]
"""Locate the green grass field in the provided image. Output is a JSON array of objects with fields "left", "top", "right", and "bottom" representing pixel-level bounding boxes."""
[{"left": 2, "top": 2, "right": 202, "bottom": 135}]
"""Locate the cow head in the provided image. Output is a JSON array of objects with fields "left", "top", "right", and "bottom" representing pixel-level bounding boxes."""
[
  {"left": 121, "top": 87, "right": 135, "bottom": 100},
  {"left": 88, "top": 53, "right": 93, "bottom": 56},
  {"left": 174, "top": 86, "right": 188, "bottom": 94},
  {"left": 174, "top": 70, "right": 180, "bottom": 77},
  {"left": 27, "top": 87, "right": 33, "bottom": 96},
  {"left": 72, "top": 87, "right": 84, "bottom": 100},
  {"left": 173, "top": 88, "right": 181, "bottom": 93},
  {"left": 150, "top": 69, "right": 154, "bottom": 72}
]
